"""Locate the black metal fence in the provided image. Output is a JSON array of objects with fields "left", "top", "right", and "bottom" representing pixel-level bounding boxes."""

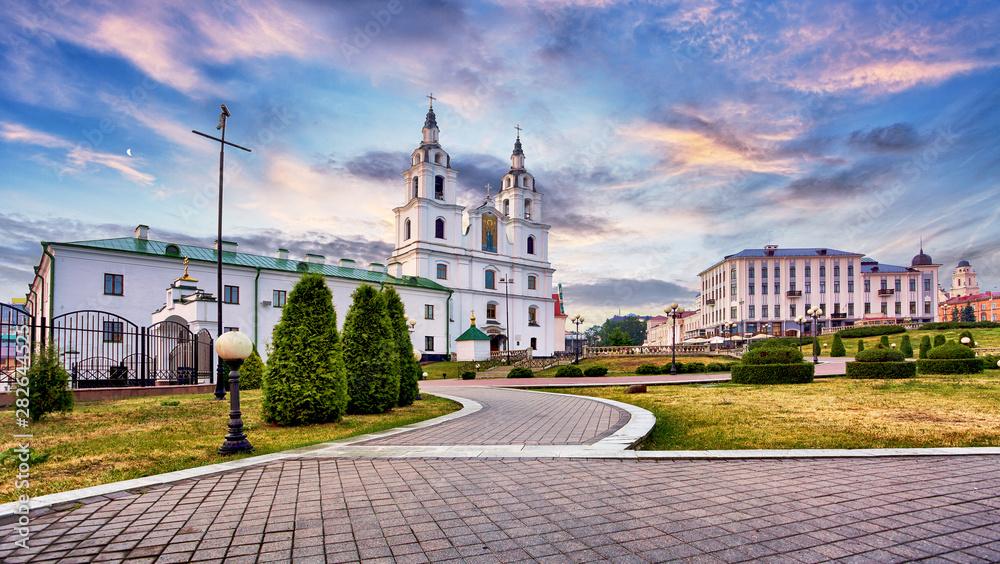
[{"left": 0, "top": 305, "right": 214, "bottom": 390}]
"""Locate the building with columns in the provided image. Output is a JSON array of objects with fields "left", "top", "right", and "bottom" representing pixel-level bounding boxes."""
[
  {"left": 698, "top": 245, "right": 941, "bottom": 337},
  {"left": 388, "top": 103, "right": 559, "bottom": 356}
]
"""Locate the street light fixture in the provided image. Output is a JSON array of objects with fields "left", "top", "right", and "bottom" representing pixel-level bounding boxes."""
[
  {"left": 216, "top": 330, "right": 253, "bottom": 455},
  {"left": 794, "top": 316, "right": 805, "bottom": 352},
  {"left": 571, "top": 314, "right": 585, "bottom": 364},
  {"left": 807, "top": 307, "right": 823, "bottom": 364},
  {"left": 665, "top": 303, "right": 685, "bottom": 375}
]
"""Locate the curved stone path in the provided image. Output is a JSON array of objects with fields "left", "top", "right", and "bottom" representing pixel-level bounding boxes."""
[{"left": 1, "top": 384, "right": 999, "bottom": 563}]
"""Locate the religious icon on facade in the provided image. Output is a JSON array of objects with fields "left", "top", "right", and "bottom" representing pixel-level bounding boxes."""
[{"left": 482, "top": 213, "right": 498, "bottom": 252}]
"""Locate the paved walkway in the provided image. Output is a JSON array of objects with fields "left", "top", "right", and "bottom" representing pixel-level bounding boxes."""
[{"left": 2, "top": 384, "right": 999, "bottom": 563}]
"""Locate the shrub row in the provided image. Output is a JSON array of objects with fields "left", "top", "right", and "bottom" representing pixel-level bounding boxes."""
[
  {"left": 555, "top": 365, "right": 583, "bottom": 378},
  {"left": 920, "top": 321, "right": 1000, "bottom": 330},
  {"left": 461, "top": 371, "right": 476, "bottom": 380},
  {"left": 633, "top": 362, "right": 733, "bottom": 375},
  {"left": 836, "top": 325, "right": 906, "bottom": 338},
  {"left": 916, "top": 359, "right": 984, "bottom": 374},
  {"left": 584, "top": 366, "right": 608, "bottom": 377},
  {"left": 731, "top": 364, "right": 815, "bottom": 384},
  {"left": 507, "top": 367, "right": 534, "bottom": 378},
  {"left": 748, "top": 337, "right": 813, "bottom": 350},
  {"left": 981, "top": 354, "right": 1000, "bottom": 370},
  {"left": 846, "top": 362, "right": 916, "bottom": 379}
]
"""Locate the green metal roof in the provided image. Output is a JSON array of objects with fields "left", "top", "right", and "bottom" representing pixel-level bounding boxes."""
[
  {"left": 51, "top": 237, "right": 449, "bottom": 292},
  {"left": 455, "top": 324, "right": 491, "bottom": 341}
]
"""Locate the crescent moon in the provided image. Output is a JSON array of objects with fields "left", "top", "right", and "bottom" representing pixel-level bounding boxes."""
[{"left": 126, "top": 149, "right": 132, "bottom": 156}]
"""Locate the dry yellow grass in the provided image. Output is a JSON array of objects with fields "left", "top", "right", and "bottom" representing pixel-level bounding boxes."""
[
  {"left": 556, "top": 374, "right": 1000, "bottom": 450},
  {"left": 0, "top": 391, "right": 458, "bottom": 503}
]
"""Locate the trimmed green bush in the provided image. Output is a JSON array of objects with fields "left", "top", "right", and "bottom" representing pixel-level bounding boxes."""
[
  {"left": 706, "top": 362, "right": 732, "bottom": 372},
  {"left": 383, "top": 286, "right": 420, "bottom": 407},
  {"left": 919, "top": 335, "right": 931, "bottom": 359},
  {"left": 239, "top": 349, "right": 264, "bottom": 390},
  {"left": 980, "top": 355, "right": 1000, "bottom": 370},
  {"left": 740, "top": 340, "right": 805, "bottom": 365},
  {"left": 508, "top": 367, "right": 534, "bottom": 378},
  {"left": 920, "top": 321, "right": 999, "bottom": 330},
  {"left": 899, "top": 335, "right": 913, "bottom": 358},
  {"left": 846, "top": 362, "right": 916, "bottom": 379},
  {"left": 343, "top": 284, "right": 399, "bottom": 415},
  {"left": 683, "top": 362, "right": 704, "bottom": 373},
  {"left": 748, "top": 337, "right": 813, "bottom": 350},
  {"left": 555, "top": 365, "right": 584, "bottom": 378},
  {"left": 584, "top": 366, "right": 608, "bottom": 377},
  {"left": 635, "top": 363, "right": 659, "bottom": 375},
  {"left": 855, "top": 348, "right": 905, "bottom": 362},
  {"left": 21, "top": 345, "right": 74, "bottom": 421},
  {"left": 830, "top": 334, "right": 846, "bottom": 357},
  {"left": 928, "top": 341, "right": 975, "bottom": 359},
  {"left": 958, "top": 330, "right": 975, "bottom": 347},
  {"left": 836, "top": 325, "right": 906, "bottom": 338},
  {"left": 917, "top": 359, "right": 984, "bottom": 374},
  {"left": 660, "top": 362, "right": 684, "bottom": 373},
  {"left": 933, "top": 334, "right": 946, "bottom": 347},
  {"left": 461, "top": 371, "right": 476, "bottom": 380},
  {"left": 731, "top": 364, "right": 815, "bottom": 384},
  {"left": 857, "top": 339, "right": 865, "bottom": 353},
  {"left": 879, "top": 335, "right": 890, "bottom": 348},
  {"left": 263, "top": 272, "right": 348, "bottom": 426}
]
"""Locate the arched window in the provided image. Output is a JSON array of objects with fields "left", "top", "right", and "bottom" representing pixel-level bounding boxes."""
[
  {"left": 435, "top": 153, "right": 442, "bottom": 164},
  {"left": 530, "top": 337, "right": 537, "bottom": 350},
  {"left": 412, "top": 177, "right": 418, "bottom": 198},
  {"left": 434, "top": 175, "right": 444, "bottom": 200},
  {"left": 404, "top": 219, "right": 411, "bottom": 240},
  {"left": 524, "top": 199, "right": 532, "bottom": 220},
  {"left": 527, "top": 236, "right": 535, "bottom": 255},
  {"left": 435, "top": 218, "right": 445, "bottom": 239},
  {"left": 528, "top": 306, "right": 538, "bottom": 325},
  {"left": 503, "top": 199, "right": 510, "bottom": 215},
  {"left": 485, "top": 270, "right": 496, "bottom": 290},
  {"left": 505, "top": 178, "right": 511, "bottom": 188},
  {"left": 528, "top": 275, "right": 537, "bottom": 290},
  {"left": 436, "top": 263, "right": 447, "bottom": 280}
]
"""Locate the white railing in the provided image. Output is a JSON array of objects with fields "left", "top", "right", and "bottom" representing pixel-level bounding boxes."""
[
  {"left": 974, "top": 347, "right": 1000, "bottom": 357},
  {"left": 583, "top": 344, "right": 745, "bottom": 357}
]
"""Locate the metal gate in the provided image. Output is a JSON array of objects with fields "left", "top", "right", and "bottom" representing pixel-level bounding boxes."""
[{"left": 1, "top": 303, "right": 32, "bottom": 391}]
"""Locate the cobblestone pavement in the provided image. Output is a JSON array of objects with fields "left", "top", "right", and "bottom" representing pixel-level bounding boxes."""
[{"left": 2, "top": 386, "right": 999, "bottom": 563}]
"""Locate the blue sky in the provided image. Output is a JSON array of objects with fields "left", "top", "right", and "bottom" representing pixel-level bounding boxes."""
[{"left": 2, "top": 0, "right": 998, "bottom": 322}]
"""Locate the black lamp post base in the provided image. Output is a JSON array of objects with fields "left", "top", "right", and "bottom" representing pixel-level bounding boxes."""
[{"left": 218, "top": 436, "right": 253, "bottom": 455}]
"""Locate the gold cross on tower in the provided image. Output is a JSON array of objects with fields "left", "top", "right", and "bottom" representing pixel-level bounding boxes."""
[
  {"left": 515, "top": 124, "right": 522, "bottom": 138},
  {"left": 427, "top": 93, "right": 435, "bottom": 108},
  {"left": 485, "top": 183, "right": 492, "bottom": 197}
]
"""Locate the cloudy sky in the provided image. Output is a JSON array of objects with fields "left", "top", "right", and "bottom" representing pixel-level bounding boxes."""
[{"left": 2, "top": 0, "right": 998, "bottom": 322}]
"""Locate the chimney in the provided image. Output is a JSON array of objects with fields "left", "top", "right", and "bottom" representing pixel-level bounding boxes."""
[
  {"left": 135, "top": 225, "right": 149, "bottom": 240},
  {"left": 306, "top": 254, "right": 325, "bottom": 265},
  {"left": 215, "top": 240, "right": 238, "bottom": 252},
  {"left": 276, "top": 248, "right": 288, "bottom": 260},
  {"left": 369, "top": 262, "right": 385, "bottom": 272},
  {"left": 339, "top": 258, "right": 356, "bottom": 269}
]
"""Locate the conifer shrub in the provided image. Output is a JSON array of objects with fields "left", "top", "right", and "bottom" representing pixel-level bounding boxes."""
[
  {"left": 660, "top": 362, "right": 684, "bottom": 373},
  {"left": 830, "top": 333, "right": 846, "bottom": 357},
  {"left": 584, "top": 366, "right": 608, "bottom": 377},
  {"left": 508, "top": 367, "right": 534, "bottom": 378},
  {"left": 682, "top": 362, "right": 704, "bottom": 373},
  {"left": 917, "top": 340, "right": 983, "bottom": 374},
  {"left": 980, "top": 355, "right": 1000, "bottom": 370},
  {"left": 836, "top": 325, "right": 906, "bottom": 338},
  {"left": 732, "top": 340, "right": 814, "bottom": 384},
  {"left": 262, "top": 273, "right": 348, "bottom": 426},
  {"left": 857, "top": 339, "right": 865, "bottom": 353},
  {"left": 21, "top": 345, "right": 74, "bottom": 421},
  {"left": 919, "top": 335, "right": 931, "bottom": 359},
  {"left": 933, "top": 334, "right": 946, "bottom": 347},
  {"left": 555, "top": 365, "right": 583, "bottom": 378},
  {"left": 461, "top": 371, "right": 476, "bottom": 380},
  {"left": 846, "top": 346, "right": 915, "bottom": 379},
  {"left": 706, "top": 362, "right": 731, "bottom": 372},
  {"left": 343, "top": 284, "right": 399, "bottom": 414},
  {"left": 383, "top": 286, "right": 420, "bottom": 407},
  {"left": 635, "top": 363, "right": 659, "bottom": 375},
  {"left": 879, "top": 335, "right": 890, "bottom": 348},
  {"left": 958, "top": 330, "right": 975, "bottom": 347},
  {"left": 238, "top": 349, "right": 264, "bottom": 390},
  {"left": 899, "top": 335, "right": 913, "bottom": 358}
]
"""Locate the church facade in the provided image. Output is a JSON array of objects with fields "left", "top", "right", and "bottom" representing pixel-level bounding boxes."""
[{"left": 388, "top": 104, "right": 559, "bottom": 356}]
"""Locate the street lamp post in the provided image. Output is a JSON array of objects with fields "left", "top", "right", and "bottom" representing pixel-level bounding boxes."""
[
  {"left": 665, "top": 303, "right": 685, "bottom": 375},
  {"left": 795, "top": 316, "right": 805, "bottom": 352},
  {"left": 193, "top": 105, "right": 251, "bottom": 401},
  {"left": 571, "top": 314, "right": 585, "bottom": 364},
  {"left": 499, "top": 276, "right": 514, "bottom": 365},
  {"left": 216, "top": 330, "right": 253, "bottom": 455},
  {"left": 807, "top": 307, "right": 823, "bottom": 364}
]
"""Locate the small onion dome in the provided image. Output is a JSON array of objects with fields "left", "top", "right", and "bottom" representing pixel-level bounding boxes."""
[
  {"left": 957, "top": 259, "right": 971, "bottom": 267},
  {"left": 911, "top": 252, "right": 933, "bottom": 266}
]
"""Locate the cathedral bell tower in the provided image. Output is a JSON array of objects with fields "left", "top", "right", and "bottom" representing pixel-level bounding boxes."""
[{"left": 497, "top": 127, "right": 545, "bottom": 261}]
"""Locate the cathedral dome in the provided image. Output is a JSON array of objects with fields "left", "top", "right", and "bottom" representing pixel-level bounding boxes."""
[
  {"left": 957, "top": 259, "right": 971, "bottom": 268},
  {"left": 911, "top": 252, "right": 933, "bottom": 266}
]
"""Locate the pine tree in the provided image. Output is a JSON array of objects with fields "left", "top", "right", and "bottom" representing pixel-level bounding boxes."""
[
  {"left": 239, "top": 348, "right": 264, "bottom": 390},
  {"left": 383, "top": 285, "right": 420, "bottom": 407},
  {"left": 879, "top": 335, "right": 890, "bottom": 348},
  {"left": 262, "top": 273, "right": 348, "bottom": 426},
  {"left": 900, "top": 334, "right": 914, "bottom": 358},
  {"left": 919, "top": 335, "right": 931, "bottom": 358},
  {"left": 960, "top": 306, "right": 976, "bottom": 323},
  {"left": 830, "top": 333, "right": 846, "bottom": 357},
  {"left": 857, "top": 339, "right": 865, "bottom": 353},
  {"left": 343, "top": 284, "right": 399, "bottom": 414},
  {"left": 22, "top": 345, "right": 73, "bottom": 421}
]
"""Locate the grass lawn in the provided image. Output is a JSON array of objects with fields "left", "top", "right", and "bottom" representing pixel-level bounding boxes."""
[
  {"left": 0, "top": 391, "right": 459, "bottom": 503},
  {"left": 552, "top": 372, "right": 1000, "bottom": 450},
  {"left": 798, "top": 327, "right": 1000, "bottom": 357}
]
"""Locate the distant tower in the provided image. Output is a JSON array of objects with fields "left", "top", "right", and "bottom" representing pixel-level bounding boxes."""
[{"left": 950, "top": 256, "right": 980, "bottom": 298}]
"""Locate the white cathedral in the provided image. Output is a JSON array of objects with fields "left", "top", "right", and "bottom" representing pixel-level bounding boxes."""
[{"left": 25, "top": 102, "right": 564, "bottom": 362}]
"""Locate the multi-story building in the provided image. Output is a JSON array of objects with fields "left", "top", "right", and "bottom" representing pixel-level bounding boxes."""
[
  {"left": 698, "top": 245, "right": 940, "bottom": 336},
  {"left": 937, "top": 259, "right": 997, "bottom": 321}
]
